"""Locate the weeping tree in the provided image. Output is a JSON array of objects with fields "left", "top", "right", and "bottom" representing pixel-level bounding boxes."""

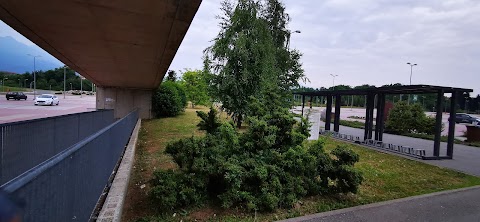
[{"left": 204, "top": 0, "right": 304, "bottom": 128}]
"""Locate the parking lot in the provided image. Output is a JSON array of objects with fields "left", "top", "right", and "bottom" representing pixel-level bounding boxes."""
[{"left": 0, "top": 93, "right": 96, "bottom": 124}]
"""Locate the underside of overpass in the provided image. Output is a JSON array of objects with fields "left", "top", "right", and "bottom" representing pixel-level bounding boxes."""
[{"left": 0, "top": 0, "right": 202, "bottom": 118}]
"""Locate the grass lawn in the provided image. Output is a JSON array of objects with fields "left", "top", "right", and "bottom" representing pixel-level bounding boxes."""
[
  {"left": 122, "top": 107, "right": 480, "bottom": 222},
  {"left": 0, "top": 86, "right": 31, "bottom": 92}
]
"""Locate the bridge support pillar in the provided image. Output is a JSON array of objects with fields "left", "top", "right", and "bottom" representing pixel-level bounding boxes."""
[{"left": 96, "top": 87, "right": 152, "bottom": 119}]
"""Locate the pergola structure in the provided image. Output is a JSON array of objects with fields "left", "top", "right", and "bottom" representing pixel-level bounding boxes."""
[{"left": 294, "top": 85, "right": 473, "bottom": 160}]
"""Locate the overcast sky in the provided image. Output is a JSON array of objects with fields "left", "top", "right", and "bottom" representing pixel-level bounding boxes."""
[
  {"left": 2, "top": 0, "right": 479, "bottom": 94},
  {"left": 170, "top": 0, "right": 480, "bottom": 95}
]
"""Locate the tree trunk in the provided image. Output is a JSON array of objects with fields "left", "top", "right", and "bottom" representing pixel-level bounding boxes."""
[{"left": 236, "top": 114, "right": 243, "bottom": 128}]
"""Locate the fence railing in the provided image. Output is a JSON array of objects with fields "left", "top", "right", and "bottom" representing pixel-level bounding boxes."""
[
  {"left": 1, "top": 110, "right": 139, "bottom": 222},
  {"left": 0, "top": 109, "right": 114, "bottom": 184}
]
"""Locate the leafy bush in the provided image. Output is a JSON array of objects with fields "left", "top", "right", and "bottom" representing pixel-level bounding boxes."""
[
  {"left": 385, "top": 101, "right": 439, "bottom": 135},
  {"left": 151, "top": 81, "right": 186, "bottom": 118},
  {"left": 150, "top": 104, "right": 363, "bottom": 212}
]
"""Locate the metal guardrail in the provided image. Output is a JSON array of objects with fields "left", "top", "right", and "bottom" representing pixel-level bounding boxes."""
[
  {"left": 0, "top": 110, "right": 114, "bottom": 184},
  {"left": 0, "top": 110, "right": 138, "bottom": 222}
]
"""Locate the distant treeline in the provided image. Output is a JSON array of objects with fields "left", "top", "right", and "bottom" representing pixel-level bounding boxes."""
[{"left": 0, "top": 67, "right": 93, "bottom": 91}]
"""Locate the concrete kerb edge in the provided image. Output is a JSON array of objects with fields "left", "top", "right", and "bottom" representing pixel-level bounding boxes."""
[
  {"left": 97, "top": 119, "right": 142, "bottom": 222},
  {"left": 277, "top": 185, "right": 480, "bottom": 222}
]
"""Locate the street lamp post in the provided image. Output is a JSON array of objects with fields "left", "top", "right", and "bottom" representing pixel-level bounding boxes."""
[
  {"left": 330, "top": 74, "right": 338, "bottom": 90},
  {"left": 286, "top": 30, "right": 301, "bottom": 49},
  {"left": 80, "top": 76, "right": 83, "bottom": 98},
  {"left": 2, "top": 77, "right": 8, "bottom": 92},
  {"left": 27, "top": 54, "right": 41, "bottom": 99},
  {"left": 63, "top": 66, "right": 67, "bottom": 99},
  {"left": 406, "top": 62, "right": 418, "bottom": 104},
  {"left": 406, "top": 62, "right": 418, "bottom": 85}
]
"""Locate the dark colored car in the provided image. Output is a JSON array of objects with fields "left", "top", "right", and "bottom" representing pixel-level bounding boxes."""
[
  {"left": 454, "top": 113, "right": 480, "bottom": 124},
  {"left": 5, "top": 92, "right": 27, "bottom": 100}
]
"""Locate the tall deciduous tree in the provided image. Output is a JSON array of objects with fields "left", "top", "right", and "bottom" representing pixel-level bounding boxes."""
[
  {"left": 204, "top": 0, "right": 305, "bottom": 127},
  {"left": 181, "top": 69, "right": 210, "bottom": 108}
]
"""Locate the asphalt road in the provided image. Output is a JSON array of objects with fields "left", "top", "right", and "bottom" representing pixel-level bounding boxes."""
[{"left": 0, "top": 93, "right": 96, "bottom": 124}]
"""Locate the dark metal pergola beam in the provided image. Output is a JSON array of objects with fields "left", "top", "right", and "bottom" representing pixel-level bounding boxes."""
[
  {"left": 294, "top": 85, "right": 472, "bottom": 160},
  {"left": 293, "top": 85, "right": 473, "bottom": 97}
]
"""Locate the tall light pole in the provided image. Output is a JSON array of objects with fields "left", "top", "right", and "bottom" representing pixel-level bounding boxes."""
[
  {"left": 80, "top": 76, "right": 83, "bottom": 98},
  {"left": 330, "top": 74, "right": 338, "bottom": 90},
  {"left": 407, "top": 62, "right": 418, "bottom": 104},
  {"left": 63, "top": 66, "right": 67, "bottom": 99},
  {"left": 27, "top": 54, "right": 41, "bottom": 99},
  {"left": 2, "top": 77, "right": 8, "bottom": 92},
  {"left": 286, "top": 30, "right": 301, "bottom": 49},
  {"left": 406, "top": 62, "right": 417, "bottom": 85}
]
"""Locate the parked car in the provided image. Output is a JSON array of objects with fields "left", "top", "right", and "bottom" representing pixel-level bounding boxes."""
[
  {"left": 34, "top": 94, "right": 59, "bottom": 106},
  {"left": 6, "top": 92, "right": 27, "bottom": 100},
  {"left": 454, "top": 113, "right": 480, "bottom": 124}
]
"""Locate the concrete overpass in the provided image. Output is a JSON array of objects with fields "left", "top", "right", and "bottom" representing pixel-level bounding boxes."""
[{"left": 0, "top": 0, "right": 202, "bottom": 118}]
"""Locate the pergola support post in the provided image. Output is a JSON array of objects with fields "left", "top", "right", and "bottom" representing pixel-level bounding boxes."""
[
  {"left": 325, "top": 95, "right": 333, "bottom": 131},
  {"left": 334, "top": 95, "right": 341, "bottom": 132},
  {"left": 447, "top": 91, "right": 457, "bottom": 158},
  {"left": 368, "top": 94, "right": 375, "bottom": 139},
  {"left": 364, "top": 94, "right": 375, "bottom": 140},
  {"left": 434, "top": 90, "right": 444, "bottom": 157},
  {"left": 301, "top": 95, "right": 305, "bottom": 117},
  {"left": 375, "top": 94, "right": 385, "bottom": 141}
]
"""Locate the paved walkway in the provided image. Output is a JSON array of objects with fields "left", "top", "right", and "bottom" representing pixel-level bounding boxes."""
[{"left": 280, "top": 186, "right": 480, "bottom": 222}]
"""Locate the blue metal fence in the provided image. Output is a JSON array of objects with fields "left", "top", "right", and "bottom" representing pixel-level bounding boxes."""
[
  {"left": 1, "top": 110, "right": 138, "bottom": 222},
  {"left": 0, "top": 110, "right": 114, "bottom": 185}
]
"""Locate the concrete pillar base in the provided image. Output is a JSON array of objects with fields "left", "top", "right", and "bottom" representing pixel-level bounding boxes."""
[{"left": 96, "top": 87, "right": 152, "bottom": 119}]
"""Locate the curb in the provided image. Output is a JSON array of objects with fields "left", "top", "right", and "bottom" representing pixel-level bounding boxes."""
[
  {"left": 97, "top": 119, "right": 142, "bottom": 222},
  {"left": 277, "top": 185, "right": 480, "bottom": 222}
]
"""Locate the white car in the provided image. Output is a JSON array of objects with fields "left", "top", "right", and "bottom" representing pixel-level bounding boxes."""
[{"left": 34, "top": 94, "right": 59, "bottom": 106}]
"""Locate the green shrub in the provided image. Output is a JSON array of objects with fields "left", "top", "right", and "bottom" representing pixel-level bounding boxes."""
[
  {"left": 385, "top": 101, "right": 441, "bottom": 135},
  {"left": 151, "top": 105, "right": 363, "bottom": 212},
  {"left": 196, "top": 108, "right": 222, "bottom": 134},
  {"left": 149, "top": 170, "right": 207, "bottom": 210},
  {"left": 151, "top": 81, "right": 186, "bottom": 118}
]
